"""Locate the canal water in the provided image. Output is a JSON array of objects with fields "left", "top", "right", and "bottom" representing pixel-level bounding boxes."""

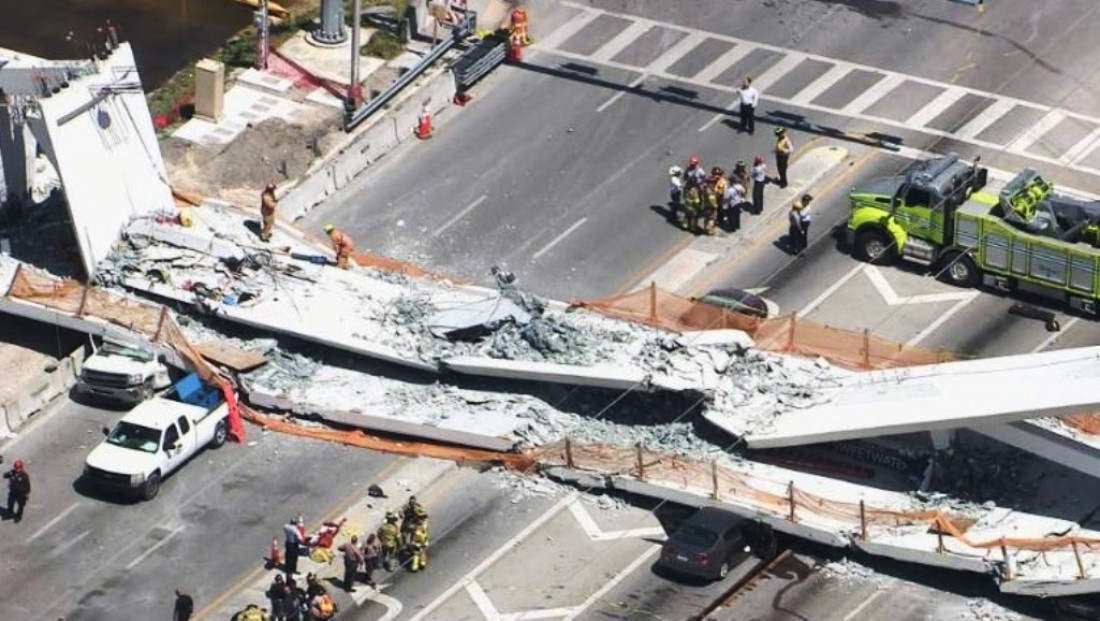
[{"left": 0, "top": 0, "right": 254, "bottom": 90}]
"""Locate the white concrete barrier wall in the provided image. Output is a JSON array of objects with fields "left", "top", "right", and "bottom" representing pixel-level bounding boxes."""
[
  {"left": 283, "top": 67, "right": 458, "bottom": 221},
  {"left": 1, "top": 345, "right": 85, "bottom": 434}
]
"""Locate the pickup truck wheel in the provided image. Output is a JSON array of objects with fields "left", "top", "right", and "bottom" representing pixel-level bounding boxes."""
[
  {"left": 855, "top": 228, "right": 896, "bottom": 265},
  {"left": 142, "top": 472, "right": 161, "bottom": 501},
  {"left": 939, "top": 251, "right": 980, "bottom": 288},
  {"left": 210, "top": 420, "right": 228, "bottom": 449}
]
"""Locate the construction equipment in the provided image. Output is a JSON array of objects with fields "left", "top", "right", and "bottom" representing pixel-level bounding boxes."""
[{"left": 846, "top": 154, "right": 1100, "bottom": 315}]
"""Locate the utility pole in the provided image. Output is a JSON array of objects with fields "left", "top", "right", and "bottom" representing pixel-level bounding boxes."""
[
  {"left": 254, "top": 0, "right": 270, "bottom": 70},
  {"left": 347, "top": 0, "right": 363, "bottom": 108}
]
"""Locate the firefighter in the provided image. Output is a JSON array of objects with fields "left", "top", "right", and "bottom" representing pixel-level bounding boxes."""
[
  {"left": 682, "top": 155, "right": 706, "bottom": 191},
  {"left": 323, "top": 224, "right": 355, "bottom": 269},
  {"left": 509, "top": 6, "right": 531, "bottom": 45},
  {"left": 233, "top": 604, "right": 269, "bottom": 621},
  {"left": 259, "top": 182, "right": 278, "bottom": 242},
  {"left": 731, "top": 160, "right": 750, "bottom": 196},
  {"left": 682, "top": 185, "right": 702, "bottom": 234},
  {"left": 408, "top": 514, "right": 430, "bottom": 572},
  {"left": 668, "top": 166, "right": 684, "bottom": 225},
  {"left": 378, "top": 511, "right": 401, "bottom": 571},
  {"left": 701, "top": 175, "right": 721, "bottom": 236},
  {"left": 308, "top": 592, "right": 338, "bottom": 621},
  {"left": 774, "top": 127, "right": 793, "bottom": 188},
  {"left": 4, "top": 459, "right": 30, "bottom": 523},
  {"left": 400, "top": 496, "right": 424, "bottom": 545}
]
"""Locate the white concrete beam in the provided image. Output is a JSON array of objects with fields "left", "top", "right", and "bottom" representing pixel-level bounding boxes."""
[
  {"left": 973, "top": 422, "right": 1100, "bottom": 480},
  {"left": 443, "top": 356, "right": 647, "bottom": 390}
]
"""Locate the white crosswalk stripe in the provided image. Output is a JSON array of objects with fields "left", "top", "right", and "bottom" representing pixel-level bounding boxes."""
[
  {"left": 647, "top": 31, "right": 710, "bottom": 74},
  {"left": 1061, "top": 126, "right": 1100, "bottom": 166},
  {"left": 839, "top": 73, "right": 905, "bottom": 115},
  {"left": 1006, "top": 109, "right": 1066, "bottom": 155},
  {"left": 954, "top": 99, "right": 1018, "bottom": 141},
  {"left": 590, "top": 20, "right": 652, "bottom": 63},
  {"left": 694, "top": 44, "right": 753, "bottom": 83},
  {"left": 751, "top": 53, "right": 805, "bottom": 91},
  {"left": 905, "top": 86, "right": 968, "bottom": 129},
  {"left": 789, "top": 63, "right": 855, "bottom": 106},
  {"left": 536, "top": 1, "right": 1100, "bottom": 177}
]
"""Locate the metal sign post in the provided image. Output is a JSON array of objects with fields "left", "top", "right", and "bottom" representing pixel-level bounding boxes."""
[{"left": 254, "top": 0, "right": 270, "bottom": 70}]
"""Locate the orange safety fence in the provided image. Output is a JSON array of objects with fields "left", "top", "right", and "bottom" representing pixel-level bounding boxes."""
[
  {"left": 4, "top": 266, "right": 246, "bottom": 441},
  {"left": 572, "top": 283, "right": 954, "bottom": 371},
  {"left": 241, "top": 406, "right": 536, "bottom": 470},
  {"left": 1063, "top": 413, "right": 1100, "bottom": 436},
  {"left": 537, "top": 440, "right": 1100, "bottom": 562}
]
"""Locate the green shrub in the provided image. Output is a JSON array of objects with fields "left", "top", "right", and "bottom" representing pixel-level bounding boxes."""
[{"left": 362, "top": 30, "right": 405, "bottom": 59}]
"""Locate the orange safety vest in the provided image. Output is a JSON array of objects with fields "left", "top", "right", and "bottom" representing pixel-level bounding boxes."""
[
  {"left": 318, "top": 595, "right": 335, "bottom": 615},
  {"left": 511, "top": 8, "right": 528, "bottom": 26},
  {"left": 330, "top": 230, "right": 355, "bottom": 255}
]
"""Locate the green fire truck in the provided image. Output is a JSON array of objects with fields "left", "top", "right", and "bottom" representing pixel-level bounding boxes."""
[{"left": 845, "top": 154, "right": 1100, "bottom": 315}]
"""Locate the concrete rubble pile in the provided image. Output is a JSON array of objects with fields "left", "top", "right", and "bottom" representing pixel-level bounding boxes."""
[
  {"left": 91, "top": 200, "right": 850, "bottom": 438},
  {"left": 964, "top": 598, "right": 1022, "bottom": 621},
  {"left": 818, "top": 558, "right": 887, "bottom": 585}
]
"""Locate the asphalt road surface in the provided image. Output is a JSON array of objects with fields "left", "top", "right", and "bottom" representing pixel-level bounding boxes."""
[{"left": 0, "top": 395, "right": 397, "bottom": 621}]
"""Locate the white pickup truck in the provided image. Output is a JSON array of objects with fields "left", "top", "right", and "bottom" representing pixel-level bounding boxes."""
[
  {"left": 83, "top": 374, "right": 231, "bottom": 500},
  {"left": 77, "top": 338, "right": 171, "bottom": 406}
]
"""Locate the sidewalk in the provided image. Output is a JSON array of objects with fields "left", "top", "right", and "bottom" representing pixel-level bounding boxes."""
[{"left": 198, "top": 456, "right": 457, "bottom": 619}]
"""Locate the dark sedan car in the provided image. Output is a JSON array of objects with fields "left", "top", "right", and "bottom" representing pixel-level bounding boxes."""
[
  {"left": 659, "top": 507, "right": 752, "bottom": 580},
  {"left": 695, "top": 288, "right": 774, "bottom": 319}
]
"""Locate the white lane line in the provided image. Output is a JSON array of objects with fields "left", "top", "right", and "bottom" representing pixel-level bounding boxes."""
[
  {"left": 434, "top": 194, "right": 487, "bottom": 238},
  {"left": 698, "top": 95, "right": 740, "bottom": 132},
  {"left": 904, "top": 292, "right": 980, "bottom": 347},
  {"left": 839, "top": 73, "right": 905, "bottom": 115},
  {"left": 797, "top": 263, "right": 864, "bottom": 318},
  {"left": 568, "top": 502, "right": 665, "bottom": 541},
  {"left": 52, "top": 529, "right": 91, "bottom": 556},
  {"left": 596, "top": 73, "right": 647, "bottom": 112},
  {"left": 1032, "top": 317, "right": 1081, "bottom": 352},
  {"left": 864, "top": 265, "right": 975, "bottom": 305},
  {"left": 1006, "top": 108, "right": 1066, "bottom": 155},
  {"left": 125, "top": 526, "right": 184, "bottom": 570},
  {"left": 590, "top": 21, "right": 652, "bottom": 63},
  {"left": 647, "top": 31, "right": 709, "bottom": 74},
  {"left": 501, "top": 606, "right": 582, "bottom": 620},
  {"left": 905, "top": 86, "right": 968, "bottom": 128},
  {"left": 694, "top": 43, "right": 754, "bottom": 83},
  {"left": 841, "top": 579, "right": 895, "bottom": 620},
  {"left": 409, "top": 493, "right": 578, "bottom": 621},
  {"left": 535, "top": 9, "right": 601, "bottom": 51},
  {"left": 954, "top": 99, "right": 1017, "bottom": 141},
  {"left": 788, "top": 63, "right": 854, "bottom": 107},
  {"left": 533, "top": 218, "right": 588, "bottom": 260},
  {"left": 595, "top": 73, "right": 647, "bottom": 112},
  {"left": 28, "top": 501, "right": 81, "bottom": 543},
  {"left": 753, "top": 53, "right": 805, "bottom": 92},
  {"left": 543, "top": 44, "right": 1100, "bottom": 179},
  {"left": 466, "top": 582, "right": 503, "bottom": 620},
  {"left": 1061, "top": 125, "right": 1100, "bottom": 166},
  {"left": 560, "top": 546, "right": 660, "bottom": 621}
]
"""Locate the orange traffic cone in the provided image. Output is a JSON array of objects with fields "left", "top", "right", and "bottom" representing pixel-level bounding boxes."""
[
  {"left": 269, "top": 537, "right": 282, "bottom": 569},
  {"left": 415, "top": 103, "right": 433, "bottom": 140}
]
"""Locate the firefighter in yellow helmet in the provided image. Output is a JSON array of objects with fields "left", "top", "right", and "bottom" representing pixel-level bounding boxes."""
[
  {"left": 323, "top": 224, "right": 356, "bottom": 269},
  {"left": 682, "top": 185, "right": 702, "bottom": 234},
  {"left": 408, "top": 512, "right": 430, "bottom": 572},
  {"left": 259, "top": 182, "right": 278, "bottom": 242},
  {"left": 232, "top": 603, "right": 269, "bottom": 621},
  {"left": 378, "top": 511, "right": 401, "bottom": 571},
  {"left": 400, "top": 496, "right": 425, "bottom": 546}
]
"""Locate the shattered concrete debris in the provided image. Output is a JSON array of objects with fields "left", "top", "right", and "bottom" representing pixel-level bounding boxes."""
[
  {"left": 963, "top": 598, "right": 1022, "bottom": 621},
  {"left": 490, "top": 467, "right": 572, "bottom": 504},
  {"left": 818, "top": 558, "right": 888, "bottom": 585}
]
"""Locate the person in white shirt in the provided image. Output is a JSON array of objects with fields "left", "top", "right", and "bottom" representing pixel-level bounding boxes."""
[
  {"left": 668, "top": 166, "right": 684, "bottom": 225},
  {"left": 738, "top": 77, "right": 760, "bottom": 135},
  {"left": 722, "top": 181, "right": 746, "bottom": 232},
  {"left": 787, "top": 194, "right": 814, "bottom": 254},
  {"left": 750, "top": 156, "right": 768, "bottom": 215}
]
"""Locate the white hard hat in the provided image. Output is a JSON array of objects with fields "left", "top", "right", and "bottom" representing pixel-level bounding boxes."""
[{"left": 669, "top": 166, "right": 683, "bottom": 176}]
